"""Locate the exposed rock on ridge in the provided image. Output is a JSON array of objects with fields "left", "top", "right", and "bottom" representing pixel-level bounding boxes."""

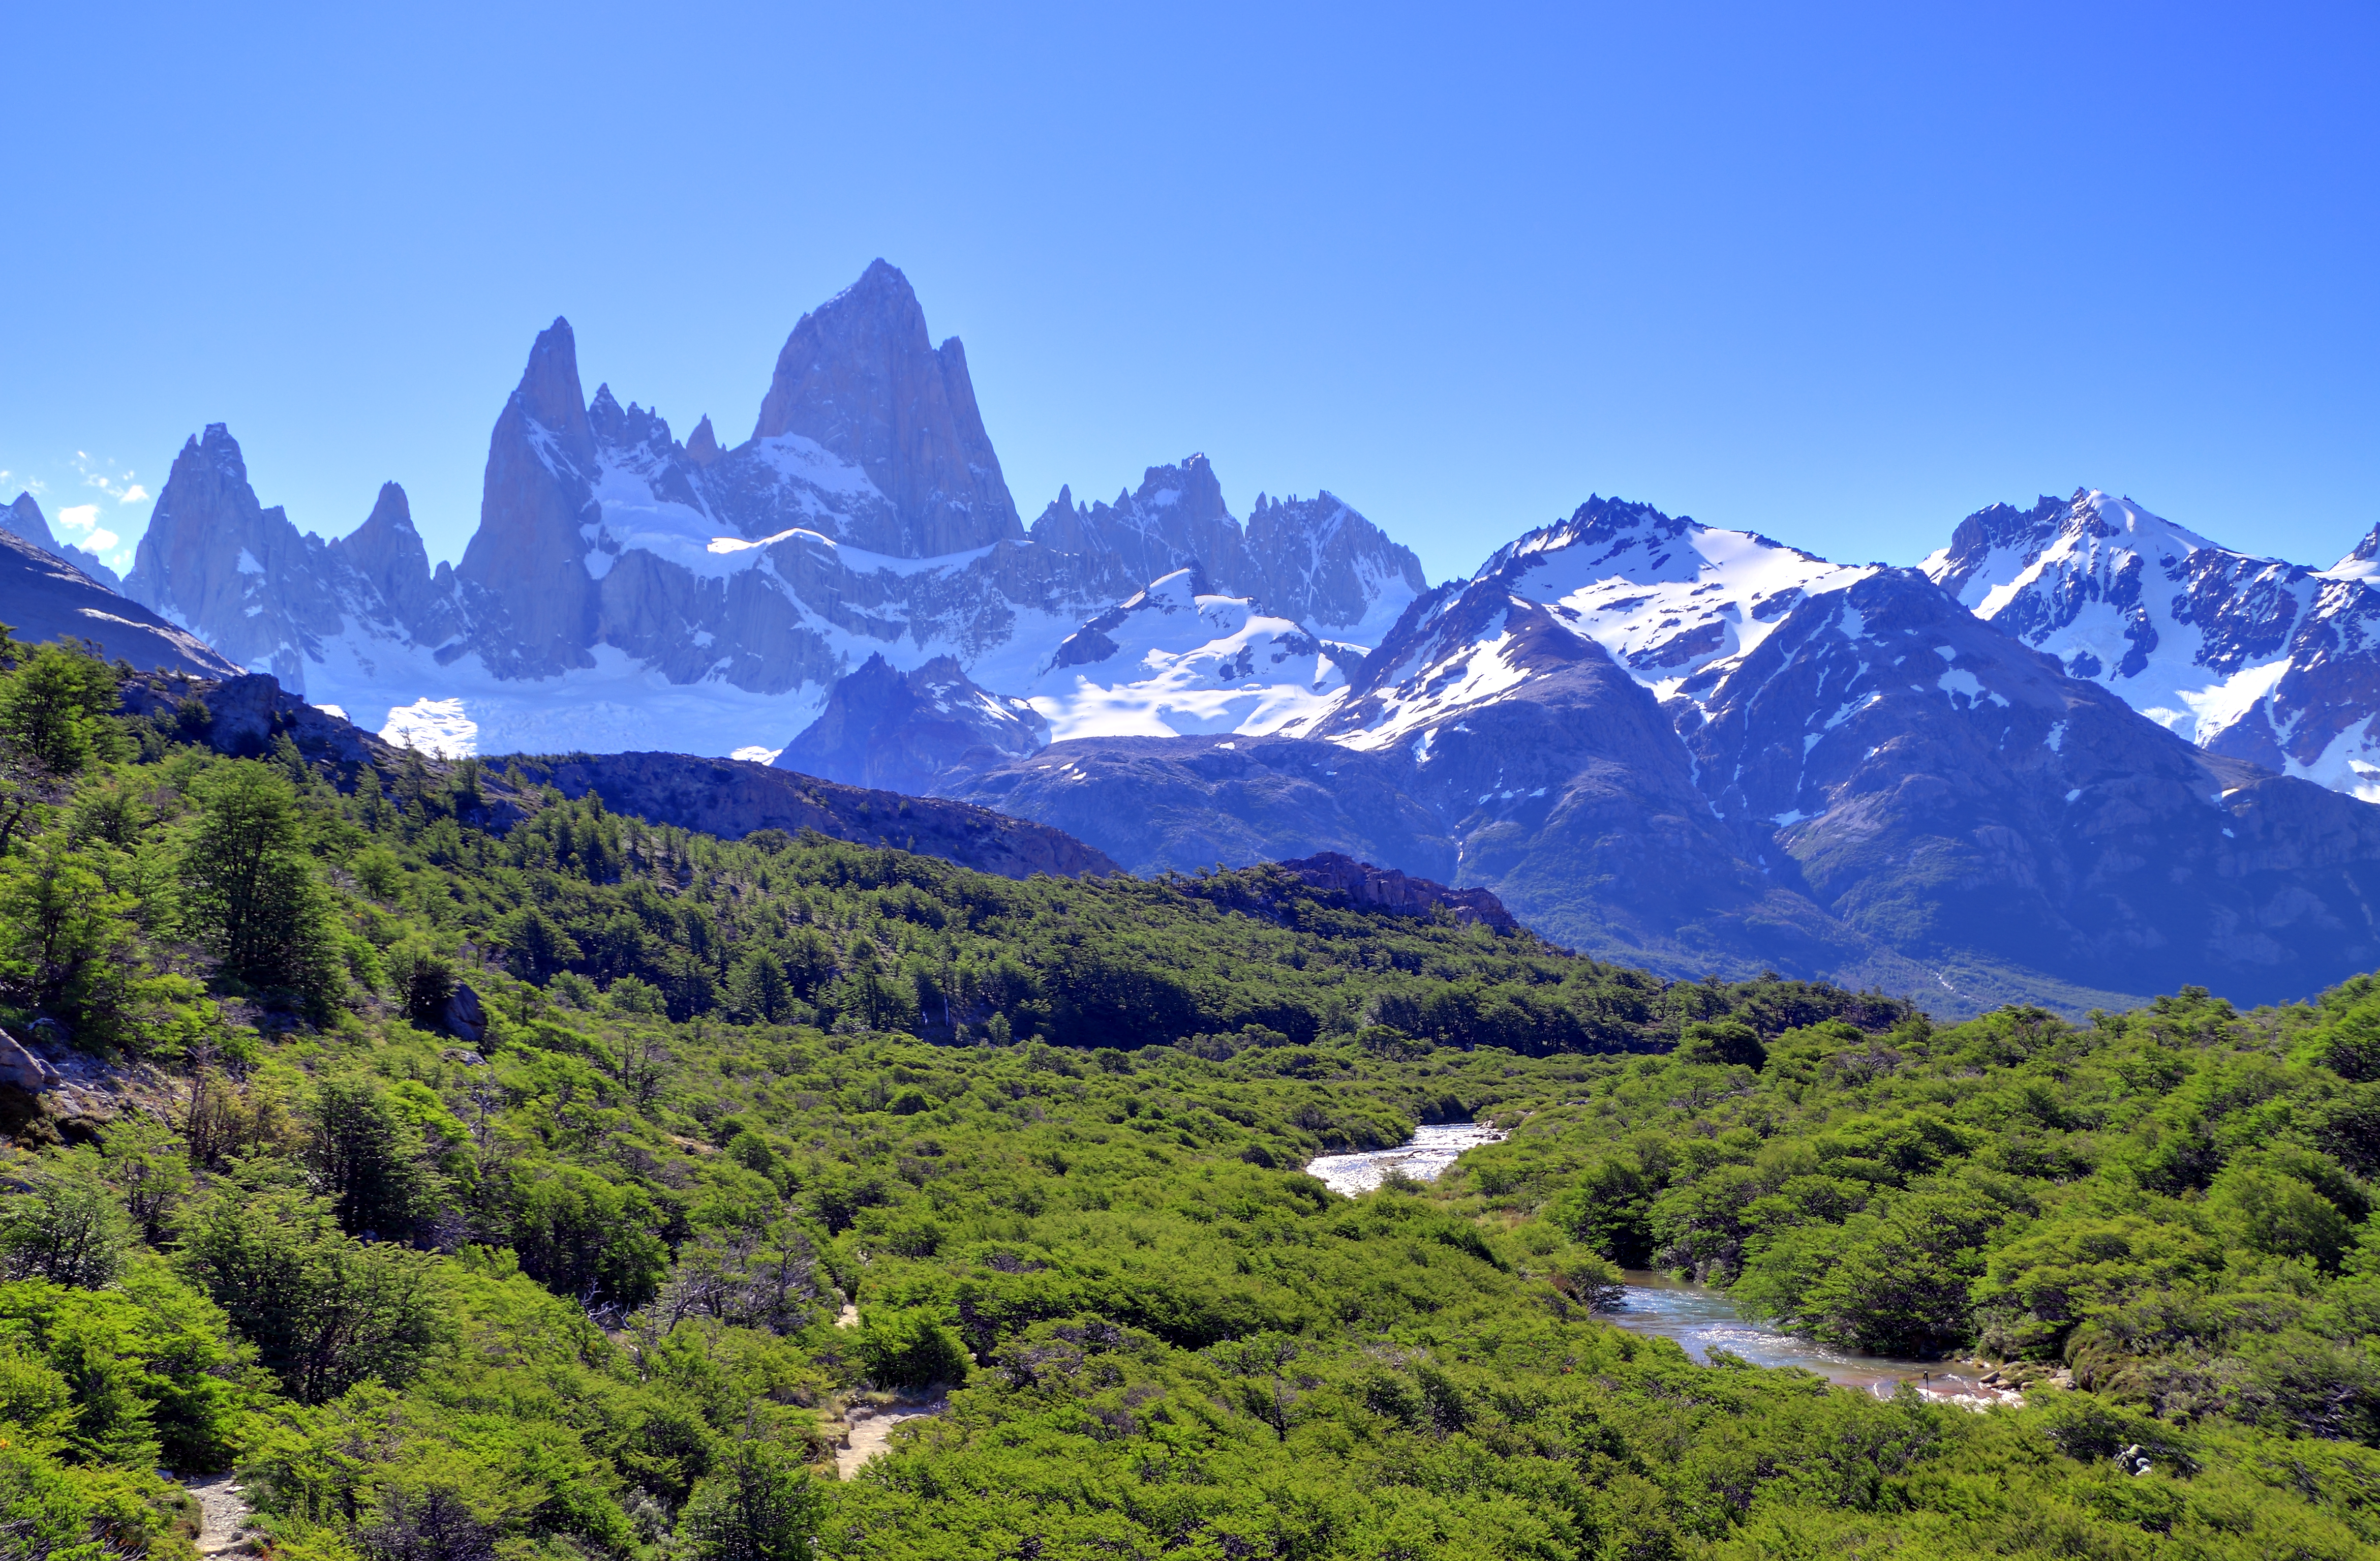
[
  {"left": 1922, "top": 489, "right": 2380, "bottom": 800},
  {"left": 750, "top": 258, "right": 1021, "bottom": 556},
  {"left": 771, "top": 653, "right": 1047, "bottom": 795}
]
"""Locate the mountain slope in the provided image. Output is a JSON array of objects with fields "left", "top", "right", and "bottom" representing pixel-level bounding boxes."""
[
  {"left": 0, "top": 528, "right": 236, "bottom": 677},
  {"left": 3, "top": 492, "right": 121, "bottom": 589},
  {"left": 1923, "top": 488, "right": 2380, "bottom": 800},
  {"left": 945, "top": 496, "right": 2380, "bottom": 1014}
]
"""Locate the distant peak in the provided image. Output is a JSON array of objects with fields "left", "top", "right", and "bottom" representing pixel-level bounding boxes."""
[
  {"left": 512, "top": 316, "right": 591, "bottom": 448},
  {"left": 365, "top": 481, "right": 414, "bottom": 533},
  {"left": 686, "top": 414, "right": 721, "bottom": 467}
]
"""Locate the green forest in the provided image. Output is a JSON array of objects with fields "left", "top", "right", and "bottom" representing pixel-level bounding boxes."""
[{"left": 0, "top": 634, "right": 2375, "bottom": 1560}]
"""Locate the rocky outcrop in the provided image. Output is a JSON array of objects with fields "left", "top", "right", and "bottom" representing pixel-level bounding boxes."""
[
  {"left": 0, "top": 528, "right": 237, "bottom": 677},
  {"left": 508, "top": 752, "right": 1118, "bottom": 879},
  {"left": 1022, "top": 460, "right": 1425, "bottom": 636},
  {"left": 774, "top": 653, "right": 1047, "bottom": 793},
  {"left": 3, "top": 492, "right": 120, "bottom": 590},
  {"left": 749, "top": 258, "right": 1021, "bottom": 556},
  {"left": 0, "top": 1029, "right": 61, "bottom": 1092},
  {"left": 443, "top": 983, "right": 488, "bottom": 1043},
  {"left": 123, "top": 425, "right": 353, "bottom": 688},
  {"left": 1243, "top": 491, "right": 1427, "bottom": 634},
  {"left": 1280, "top": 852, "right": 1516, "bottom": 929},
  {"left": 330, "top": 482, "right": 465, "bottom": 648}
]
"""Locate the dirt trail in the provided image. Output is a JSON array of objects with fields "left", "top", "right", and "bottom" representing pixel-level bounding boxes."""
[
  {"left": 184, "top": 1474, "right": 253, "bottom": 1556},
  {"left": 834, "top": 1396, "right": 944, "bottom": 1480}
]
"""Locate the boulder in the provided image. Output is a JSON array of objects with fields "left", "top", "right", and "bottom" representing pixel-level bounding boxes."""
[
  {"left": 0, "top": 1029, "right": 60, "bottom": 1092},
  {"left": 444, "top": 982, "right": 488, "bottom": 1044}
]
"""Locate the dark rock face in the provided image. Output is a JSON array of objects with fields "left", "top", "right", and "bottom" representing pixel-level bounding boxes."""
[
  {"left": 749, "top": 258, "right": 1021, "bottom": 557},
  {"left": 443, "top": 984, "right": 489, "bottom": 1043},
  {"left": 0, "top": 528, "right": 237, "bottom": 677},
  {"left": 508, "top": 752, "right": 1117, "bottom": 879},
  {"left": 3, "top": 492, "right": 120, "bottom": 590},
  {"left": 453, "top": 318, "right": 602, "bottom": 678},
  {"left": 1280, "top": 852, "right": 1516, "bottom": 929},
  {"left": 1682, "top": 567, "right": 2380, "bottom": 1005},
  {"left": 774, "top": 653, "right": 1047, "bottom": 794},
  {"left": 1243, "top": 491, "right": 1427, "bottom": 633}
]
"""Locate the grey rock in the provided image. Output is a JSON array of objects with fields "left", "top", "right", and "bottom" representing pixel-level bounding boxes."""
[
  {"left": 748, "top": 258, "right": 1021, "bottom": 556},
  {"left": 0, "top": 1029, "right": 59, "bottom": 1092},
  {"left": 444, "top": 983, "right": 488, "bottom": 1044}
]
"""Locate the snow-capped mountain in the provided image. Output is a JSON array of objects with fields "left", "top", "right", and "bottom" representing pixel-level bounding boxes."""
[
  {"left": 121, "top": 261, "right": 1424, "bottom": 761},
  {"left": 4, "top": 493, "right": 122, "bottom": 590},
  {"left": 917, "top": 492, "right": 2380, "bottom": 1017},
  {"left": 1021, "top": 564, "right": 1363, "bottom": 741},
  {"left": 1921, "top": 489, "right": 2380, "bottom": 800}
]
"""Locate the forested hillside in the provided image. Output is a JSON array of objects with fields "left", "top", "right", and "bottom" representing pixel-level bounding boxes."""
[{"left": 0, "top": 635, "right": 2374, "bottom": 1560}]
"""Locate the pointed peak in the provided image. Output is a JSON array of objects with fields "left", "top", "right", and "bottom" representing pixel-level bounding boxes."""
[
  {"left": 365, "top": 481, "right": 414, "bottom": 533},
  {"left": 686, "top": 414, "right": 721, "bottom": 468},
  {"left": 513, "top": 316, "right": 592, "bottom": 449}
]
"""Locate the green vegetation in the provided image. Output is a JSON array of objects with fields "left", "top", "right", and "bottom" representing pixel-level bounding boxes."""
[{"left": 0, "top": 636, "right": 2372, "bottom": 1559}]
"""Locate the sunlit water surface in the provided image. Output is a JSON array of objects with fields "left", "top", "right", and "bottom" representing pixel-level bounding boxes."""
[{"left": 1307, "top": 1127, "right": 2017, "bottom": 1408}]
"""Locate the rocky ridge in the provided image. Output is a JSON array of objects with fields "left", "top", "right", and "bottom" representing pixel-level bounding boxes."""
[
  {"left": 1921, "top": 489, "right": 2380, "bottom": 800},
  {"left": 0, "top": 527, "right": 236, "bottom": 678},
  {"left": 937, "top": 495, "right": 2380, "bottom": 1015},
  {"left": 121, "top": 264, "right": 1424, "bottom": 761},
  {"left": 3, "top": 492, "right": 122, "bottom": 589}
]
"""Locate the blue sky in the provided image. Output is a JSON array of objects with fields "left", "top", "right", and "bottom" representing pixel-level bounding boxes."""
[{"left": 4, "top": 2, "right": 2373, "bottom": 585}]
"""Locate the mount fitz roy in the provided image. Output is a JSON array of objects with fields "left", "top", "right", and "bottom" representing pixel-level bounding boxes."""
[
  {"left": 77, "top": 258, "right": 2380, "bottom": 1015},
  {"left": 120, "top": 259, "right": 1423, "bottom": 759}
]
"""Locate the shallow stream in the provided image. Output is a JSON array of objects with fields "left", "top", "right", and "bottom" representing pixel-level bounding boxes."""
[{"left": 1307, "top": 1127, "right": 2018, "bottom": 1408}]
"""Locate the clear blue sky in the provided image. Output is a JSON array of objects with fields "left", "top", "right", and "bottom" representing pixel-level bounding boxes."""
[{"left": 5, "top": 2, "right": 2373, "bottom": 585}]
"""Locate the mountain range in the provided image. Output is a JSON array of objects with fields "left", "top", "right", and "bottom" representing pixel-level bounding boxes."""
[{"left": 23, "top": 259, "right": 2380, "bottom": 1016}]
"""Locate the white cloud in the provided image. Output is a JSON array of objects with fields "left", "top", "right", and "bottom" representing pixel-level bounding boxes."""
[
  {"left": 57, "top": 503, "right": 100, "bottom": 532},
  {"left": 85, "top": 528, "right": 118, "bottom": 552},
  {"left": 73, "top": 454, "right": 143, "bottom": 506}
]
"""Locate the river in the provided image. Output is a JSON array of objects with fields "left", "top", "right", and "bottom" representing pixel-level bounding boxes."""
[{"left": 1307, "top": 1127, "right": 2018, "bottom": 1408}]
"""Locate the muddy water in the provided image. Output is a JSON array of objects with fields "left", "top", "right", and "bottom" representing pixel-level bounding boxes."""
[{"left": 1305, "top": 1129, "right": 2017, "bottom": 1408}]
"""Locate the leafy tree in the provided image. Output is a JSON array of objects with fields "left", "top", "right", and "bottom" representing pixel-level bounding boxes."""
[
  {"left": 0, "top": 1157, "right": 128, "bottom": 1287},
  {"left": 307, "top": 1076, "right": 441, "bottom": 1239},
  {"left": 677, "top": 1437, "right": 825, "bottom": 1561},
  {"left": 176, "top": 1182, "right": 448, "bottom": 1404},
  {"left": 179, "top": 760, "right": 341, "bottom": 1002}
]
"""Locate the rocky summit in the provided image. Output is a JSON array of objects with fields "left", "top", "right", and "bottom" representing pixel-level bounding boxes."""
[
  {"left": 1923, "top": 489, "right": 2380, "bottom": 800},
  {"left": 119, "top": 262, "right": 1425, "bottom": 760}
]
